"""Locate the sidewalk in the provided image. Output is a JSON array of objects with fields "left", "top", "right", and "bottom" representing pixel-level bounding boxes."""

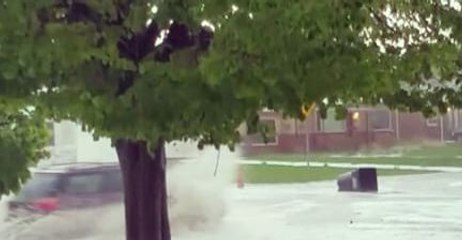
[{"left": 239, "top": 160, "right": 462, "bottom": 172}]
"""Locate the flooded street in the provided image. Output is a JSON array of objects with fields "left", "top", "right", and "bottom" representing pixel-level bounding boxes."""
[
  {"left": 179, "top": 172, "right": 462, "bottom": 240},
  {"left": 2, "top": 172, "right": 462, "bottom": 239}
]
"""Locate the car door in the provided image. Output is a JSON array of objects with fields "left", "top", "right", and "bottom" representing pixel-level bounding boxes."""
[
  {"left": 98, "top": 170, "right": 124, "bottom": 204},
  {"left": 60, "top": 172, "right": 106, "bottom": 209}
]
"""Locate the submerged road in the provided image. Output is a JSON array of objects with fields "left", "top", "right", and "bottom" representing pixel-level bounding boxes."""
[
  {"left": 179, "top": 172, "right": 462, "bottom": 240},
  {"left": 1, "top": 172, "right": 461, "bottom": 240}
]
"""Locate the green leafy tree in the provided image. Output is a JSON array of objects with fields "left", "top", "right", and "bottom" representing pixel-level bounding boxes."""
[
  {"left": 0, "top": 1, "right": 460, "bottom": 239},
  {"left": 0, "top": 105, "right": 49, "bottom": 198}
]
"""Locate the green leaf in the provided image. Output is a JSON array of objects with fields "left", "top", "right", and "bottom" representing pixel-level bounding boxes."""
[{"left": 0, "top": 0, "right": 461, "bottom": 196}]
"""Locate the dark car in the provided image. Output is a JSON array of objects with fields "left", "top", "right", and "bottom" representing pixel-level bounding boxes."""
[
  {"left": 7, "top": 162, "right": 124, "bottom": 219},
  {"left": 4, "top": 160, "right": 226, "bottom": 238}
]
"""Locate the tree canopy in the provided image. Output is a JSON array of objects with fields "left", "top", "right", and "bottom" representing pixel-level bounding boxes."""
[{"left": 0, "top": 0, "right": 458, "bottom": 149}]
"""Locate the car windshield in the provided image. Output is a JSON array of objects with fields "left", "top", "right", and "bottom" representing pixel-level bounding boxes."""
[{"left": 15, "top": 173, "right": 60, "bottom": 201}]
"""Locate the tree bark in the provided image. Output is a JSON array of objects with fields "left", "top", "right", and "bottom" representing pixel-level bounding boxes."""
[{"left": 115, "top": 139, "right": 171, "bottom": 240}]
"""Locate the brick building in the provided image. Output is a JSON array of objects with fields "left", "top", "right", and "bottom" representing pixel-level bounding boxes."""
[{"left": 242, "top": 107, "right": 462, "bottom": 155}]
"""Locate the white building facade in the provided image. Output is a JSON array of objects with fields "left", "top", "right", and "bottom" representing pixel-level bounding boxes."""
[{"left": 46, "top": 121, "right": 240, "bottom": 165}]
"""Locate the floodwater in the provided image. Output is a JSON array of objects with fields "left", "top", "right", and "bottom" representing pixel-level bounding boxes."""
[
  {"left": 178, "top": 172, "right": 462, "bottom": 240},
  {"left": 0, "top": 149, "right": 237, "bottom": 240},
  {"left": 2, "top": 170, "right": 462, "bottom": 239}
]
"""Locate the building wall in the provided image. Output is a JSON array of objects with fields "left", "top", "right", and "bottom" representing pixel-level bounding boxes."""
[
  {"left": 397, "top": 112, "right": 442, "bottom": 142},
  {"left": 242, "top": 108, "right": 450, "bottom": 155},
  {"left": 242, "top": 110, "right": 316, "bottom": 155},
  {"left": 48, "top": 121, "right": 118, "bottom": 163},
  {"left": 243, "top": 134, "right": 306, "bottom": 155},
  {"left": 47, "top": 121, "right": 241, "bottom": 165},
  {"left": 48, "top": 121, "right": 79, "bottom": 164},
  {"left": 75, "top": 130, "right": 118, "bottom": 162},
  {"left": 308, "top": 131, "right": 396, "bottom": 152}
]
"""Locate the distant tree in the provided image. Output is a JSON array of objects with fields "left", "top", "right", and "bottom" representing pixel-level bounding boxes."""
[{"left": 0, "top": 1, "right": 460, "bottom": 239}]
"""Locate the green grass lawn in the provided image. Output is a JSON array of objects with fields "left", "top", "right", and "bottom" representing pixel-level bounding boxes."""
[
  {"left": 241, "top": 165, "right": 431, "bottom": 184},
  {"left": 248, "top": 143, "right": 462, "bottom": 167}
]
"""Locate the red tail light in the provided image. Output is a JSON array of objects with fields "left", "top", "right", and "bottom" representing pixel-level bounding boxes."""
[{"left": 32, "top": 198, "right": 59, "bottom": 212}]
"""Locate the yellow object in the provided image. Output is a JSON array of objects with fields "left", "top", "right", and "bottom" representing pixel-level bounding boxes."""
[
  {"left": 352, "top": 111, "right": 360, "bottom": 121},
  {"left": 301, "top": 103, "right": 316, "bottom": 117}
]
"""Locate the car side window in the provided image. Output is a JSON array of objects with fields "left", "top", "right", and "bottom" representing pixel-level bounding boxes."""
[
  {"left": 100, "top": 171, "right": 124, "bottom": 193},
  {"left": 65, "top": 173, "right": 105, "bottom": 194}
]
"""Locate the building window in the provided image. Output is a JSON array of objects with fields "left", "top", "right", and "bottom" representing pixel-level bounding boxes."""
[
  {"left": 426, "top": 117, "right": 439, "bottom": 127},
  {"left": 250, "top": 118, "right": 278, "bottom": 145},
  {"left": 318, "top": 108, "right": 346, "bottom": 133},
  {"left": 368, "top": 109, "right": 392, "bottom": 130}
]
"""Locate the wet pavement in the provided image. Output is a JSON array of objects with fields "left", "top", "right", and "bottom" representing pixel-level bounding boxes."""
[
  {"left": 179, "top": 172, "right": 462, "bottom": 240},
  {"left": 1, "top": 172, "right": 462, "bottom": 239}
]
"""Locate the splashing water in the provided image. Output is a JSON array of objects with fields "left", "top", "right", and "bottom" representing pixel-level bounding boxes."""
[{"left": 0, "top": 145, "right": 240, "bottom": 239}]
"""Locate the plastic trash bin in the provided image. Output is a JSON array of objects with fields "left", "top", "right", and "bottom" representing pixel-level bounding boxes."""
[{"left": 337, "top": 168, "right": 378, "bottom": 192}]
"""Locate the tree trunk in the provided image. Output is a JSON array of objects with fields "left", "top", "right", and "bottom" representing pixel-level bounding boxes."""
[{"left": 115, "top": 139, "right": 171, "bottom": 240}]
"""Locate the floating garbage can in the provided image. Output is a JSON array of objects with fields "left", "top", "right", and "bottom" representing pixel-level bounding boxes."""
[{"left": 337, "top": 168, "right": 378, "bottom": 192}]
